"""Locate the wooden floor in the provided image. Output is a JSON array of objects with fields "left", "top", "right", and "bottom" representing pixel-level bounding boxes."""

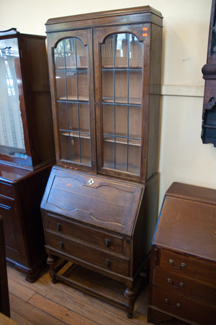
[{"left": 6, "top": 262, "right": 186, "bottom": 325}]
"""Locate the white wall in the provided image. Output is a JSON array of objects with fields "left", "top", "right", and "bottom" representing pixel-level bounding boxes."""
[{"left": 0, "top": 0, "right": 214, "bottom": 210}]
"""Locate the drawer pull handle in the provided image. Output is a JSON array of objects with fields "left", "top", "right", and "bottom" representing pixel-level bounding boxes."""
[
  {"left": 167, "top": 278, "right": 184, "bottom": 288},
  {"left": 169, "top": 259, "right": 186, "bottom": 269},
  {"left": 60, "top": 241, "right": 64, "bottom": 250},
  {"left": 105, "top": 239, "right": 110, "bottom": 248},
  {"left": 106, "top": 259, "right": 111, "bottom": 267},
  {"left": 165, "top": 299, "right": 181, "bottom": 308},
  {"left": 57, "top": 223, "right": 61, "bottom": 232}
]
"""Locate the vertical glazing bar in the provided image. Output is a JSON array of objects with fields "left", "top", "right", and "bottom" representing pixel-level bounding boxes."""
[
  {"left": 63, "top": 39, "right": 71, "bottom": 160},
  {"left": 126, "top": 34, "right": 130, "bottom": 172},
  {"left": 75, "top": 39, "right": 82, "bottom": 163},
  {"left": 113, "top": 34, "right": 116, "bottom": 169}
]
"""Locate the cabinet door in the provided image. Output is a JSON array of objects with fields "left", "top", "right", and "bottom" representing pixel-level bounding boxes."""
[
  {"left": 0, "top": 195, "right": 27, "bottom": 264},
  {"left": 0, "top": 37, "right": 32, "bottom": 167},
  {"left": 94, "top": 25, "right": 149, "bottom": 182},
  {"left": 48, "top": 30, "right": 96, "bottom": 172}
]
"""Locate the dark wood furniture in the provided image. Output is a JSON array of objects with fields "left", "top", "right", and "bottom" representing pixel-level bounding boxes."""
[
  {"left": 0, "top": 215, "right": 10, "bottom": 318},
  {"left": 201, "top": 0, "right": 216, "bottom": 146},
  {"left": 0, "top": 29, "right": 55, "bottom": 282},
  {"left": 41, "top": 6, "right": 163, "bottom": 318},
  {"left": 148, "top": 182, "right": 216, "bottom": 325}
]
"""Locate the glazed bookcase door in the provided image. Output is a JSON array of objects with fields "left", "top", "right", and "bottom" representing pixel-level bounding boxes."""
[
  {"left": 0, "top": 37, "right": 32, "bottom": 167},
  {"left": 50, "top": 30, "right": 96, "bottom": 172},
  {"left": 94, "top": 25, "right": 149, "bottom": 182}
]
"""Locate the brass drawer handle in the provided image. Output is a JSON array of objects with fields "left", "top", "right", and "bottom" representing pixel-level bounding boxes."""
[
  {"left": 167, "top": 278, "right": 184, "bottom": 288},
  {"left": 105, "top": 239, "right": 110, "bottom": 248},
  {"left": 106, "top": 259, "right": 111, "bottom": 267},
  {"left": 169, "top": 259, "right": 186, "bottom": 269},
  {"left": 165, "top": 298, "right": 181, "bottom": 308},
  {"left": 60, "top": 241, "right": 64, "bottom": 250},
  {"left": 57, "top": 223, "right": 61, "bottom": 232}
]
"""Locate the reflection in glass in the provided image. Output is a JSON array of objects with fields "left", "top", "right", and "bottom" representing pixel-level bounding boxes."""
[
  {"left": 101, "top": 32, "right": 143, "bottom": 175},
  {"left": 0, "top": 38, "right": 26, "bottom": 159},
  {"left": 54, "top": 37, "right": 91, "bottom": 166}
]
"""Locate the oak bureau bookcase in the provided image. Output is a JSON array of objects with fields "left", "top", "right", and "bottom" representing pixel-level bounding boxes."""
[
  {"left": 41, "top": 6, "right": 163, "bottom": 318},
  {"left": 0, "top": 28, "right": 55, "bottom": 282}
]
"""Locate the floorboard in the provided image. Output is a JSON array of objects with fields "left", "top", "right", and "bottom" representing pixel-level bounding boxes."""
[{"left": 6, "top": 262, "right": 187, "bottom": 325}]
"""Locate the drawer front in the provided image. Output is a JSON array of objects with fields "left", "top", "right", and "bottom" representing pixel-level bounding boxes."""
[
  {"left": 44, "top": 213, "right": 125, "bottom": 253},
  {"left": 152, "top": 286, "right": 216, "bottom": 324},
  {"left": 0, "top": 181, "right": 14, "bottom": 198},
  {"left": 160, "top": 249, "right": 216, "bottom": 286},
  {"left": 45, "top": 231, "right": 130, "bottom": 276},
  {"left": 153, "top": 268, "right": 216, "bottom": 306}
]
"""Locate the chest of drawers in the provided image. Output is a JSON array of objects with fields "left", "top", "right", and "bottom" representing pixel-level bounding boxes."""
[
  {"left": 41, "top": 166, "right": 158, "bottom": 318},
  {"left": 148, "top": 182, "right": 216, "bottom": 325}
]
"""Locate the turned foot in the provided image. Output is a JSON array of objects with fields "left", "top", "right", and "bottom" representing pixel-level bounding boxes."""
[
  {"left": 124, "top": 286, "right": 135, "bottom": 319},
  {"left": 47, "top": 255, "right": 56, "bottom": 283}
]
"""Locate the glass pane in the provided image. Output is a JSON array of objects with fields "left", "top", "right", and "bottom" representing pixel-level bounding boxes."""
[
  {"left": 103, "top": 104, "right": 114, "bottom": 135},
  {"left": 0, "top": 38, "right": 27, "bottom": 159},
  {"left": 56, "top": 71, "right": 66, "bottom": 100},
  {"left": 103, "top": 138, "right": 114, "bottom": 169},
  {"left": 129, "top": 71, "right": 142, "bottom": 104},
  {"left": 78, "top": 71, "right": 89, "bottom": 101},
  {"left": 76, "top": 41, "right": 88, "bottom": 68},
  {"left": 57, "top": 102, "right": 68, "bottom": 130},
  {"left": 66, "top": 71, "right": 77, "bottom": 100},
  {"left": 116, "top": 140, "right": 127, "bottom": 172},
  {"left": 128, "top": 141, "right": 141, "bottom": 175},
  {"left": 115, "top": 34, "right": 128, "bottom": 68},
  {"left": 80, "top": 136, "right": 91, "bottom": 165},
  {"left": 129, "top": 106, "right": 142, "bottom": 138},
  {"left": 116, "top": 105, "right": 127, "bottom": 137},
  {"left": 115, "top": 72, "right": 127, "bottom": 103},
  {"left": 70, "top": 136, "right": 80, "bottom": 162},
  {"left": 101, "top": 32, "right": 143, "bottom": 176},
  {"left": 102, "top": 70, "right": 113, "bottom": 102},
  {"left": 102, "top": 36, "right": 114, "bottom": 68},
  {"left": 79, "top": 103, "right": 90, "bottom": 132},
  {"left": 129, "top": 35, "right": 143, "bottom": 68},
  {"left": 54, "top": 37, "right": 91, "bottom": 166},
  {"left": 59, "top": 132, "right": 70, "bottom": 160}
]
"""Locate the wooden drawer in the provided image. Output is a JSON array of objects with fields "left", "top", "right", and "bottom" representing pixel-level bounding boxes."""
[
  {"left": 153, "top": 268, "right": 216, "bottom": 306},
  {"left": 44, "top": 213, "right": 125, "bottom": 253},
  {"left": 159, "top": 249, "right": 216, "bottom": 286},
  {"left": 0, "top": 181, "right": 14, "bottom": 198},
  {"left": 45, "top": 230, "right": 130, "bottom": 276},
  {"left": 152, "top": 286, "right": 216, "bottom": 324}
]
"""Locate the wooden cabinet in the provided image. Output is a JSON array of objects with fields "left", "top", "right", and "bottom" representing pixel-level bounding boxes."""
[
  {"left": 148, "top": 182, "right": 216, "bottom": 324},
  {"left": 41, "top": 6, "right": 163, "bottom": 318},
  {"left": 201, "top": 0, "right": 216, "bottom": 146},
  {"left": 0, "top": 29, "right": 55, "bottom": 282}
]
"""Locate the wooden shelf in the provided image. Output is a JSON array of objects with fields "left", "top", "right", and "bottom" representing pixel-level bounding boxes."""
[
  {"left": 102, "top": 66, "right": 142, "bottom": 70},
  {"left": 102, "top": 97, "right": 141, "bottom": 105},
  {"left": 58, "top": 96, "right": 89, "bottom": 102},
  {"left": 104, "top": 137, "right": 141, "bottom": 146},
  {"left": 60, "top": 131, "right": 90, "bottom": 139}
]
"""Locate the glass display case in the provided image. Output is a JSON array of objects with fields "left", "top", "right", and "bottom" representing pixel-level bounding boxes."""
[
  {"left": 0, "top": 28, "right": 55, "bottom": 282},
  {"left": 41, "top": 6, "right": 163, "bottom": 317}
]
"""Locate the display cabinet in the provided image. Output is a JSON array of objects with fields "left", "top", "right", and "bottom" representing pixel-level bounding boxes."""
[
  {"left": 41, "top": 6, "right": 163, "bottom": 317},
  {"left": 0, "top": 28, "right": 55, "bottom": 282}
]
